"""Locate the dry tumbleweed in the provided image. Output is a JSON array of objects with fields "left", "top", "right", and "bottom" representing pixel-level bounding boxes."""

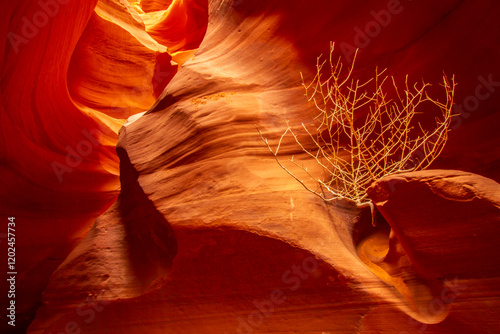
[{"left": 259, "top": 43, "right": 455, "bottom": 224}]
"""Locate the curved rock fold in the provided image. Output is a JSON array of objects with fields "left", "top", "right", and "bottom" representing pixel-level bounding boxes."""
[{"left": 1, "top": 0, "right": 499, "bottom": 333}]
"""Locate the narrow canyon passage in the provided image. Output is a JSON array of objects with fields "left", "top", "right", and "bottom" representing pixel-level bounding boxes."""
[
  {"left": 1, "top": 0, "right": 208, "bottom": 331},
  {"left": 1, "top": 0, "right": 500, "bottom": 333}
]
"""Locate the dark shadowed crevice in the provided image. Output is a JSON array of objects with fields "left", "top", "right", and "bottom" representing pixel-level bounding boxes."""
[{"left": 116, "top": 146, "right": 178, "bottom": 289}]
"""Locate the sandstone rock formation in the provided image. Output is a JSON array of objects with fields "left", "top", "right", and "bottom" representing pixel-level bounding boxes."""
[
  {"left": 1, "top": 0, "right": 500, "bottom": 333},
  {"left": 1, "top": 0, "right": 205, "bottom": 331}
]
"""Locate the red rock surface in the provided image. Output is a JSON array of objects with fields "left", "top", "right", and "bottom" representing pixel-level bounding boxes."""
[
  {"left": 367, "top": 170, "right": 500, "bottom": 281},
  {"left": 365, "top": 170, "right": 500, "bottom": 332},
  {"left": 1, "top": 0, "right": 500, "bottom": 333},
  {"left": 1, "top": 0, "right": 204, "bottom": 332}
]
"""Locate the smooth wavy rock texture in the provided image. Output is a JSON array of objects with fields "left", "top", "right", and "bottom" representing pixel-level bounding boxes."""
[
  {"left": 1, "top": 0, "right": 206, "bottom": 332},
  {"left": 1, "top": 0, "right": 500, "bottom": 333}
]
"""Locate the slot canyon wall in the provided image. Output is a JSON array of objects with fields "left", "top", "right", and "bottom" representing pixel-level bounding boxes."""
[{"left": 1, "top": 0, "right": 499, "bottom": 333}]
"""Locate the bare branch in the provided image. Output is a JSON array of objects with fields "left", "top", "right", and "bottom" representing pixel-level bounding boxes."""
[{"left": 258, "top": 43, "right": 456, "bottom": 223}]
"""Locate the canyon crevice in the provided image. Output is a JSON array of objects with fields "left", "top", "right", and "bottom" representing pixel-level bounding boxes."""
[{"left": 1, "top": 0, "right": 499, "bottom": 333}]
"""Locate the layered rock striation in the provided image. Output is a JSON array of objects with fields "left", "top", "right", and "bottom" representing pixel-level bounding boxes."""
[{"left": 1, "top": 0, "right": 499, "bottom": 333}]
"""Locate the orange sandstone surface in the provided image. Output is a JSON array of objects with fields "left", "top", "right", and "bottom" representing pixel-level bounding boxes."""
[{"left": 1, "top": 0, "right": 500, "bottom": 333}]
